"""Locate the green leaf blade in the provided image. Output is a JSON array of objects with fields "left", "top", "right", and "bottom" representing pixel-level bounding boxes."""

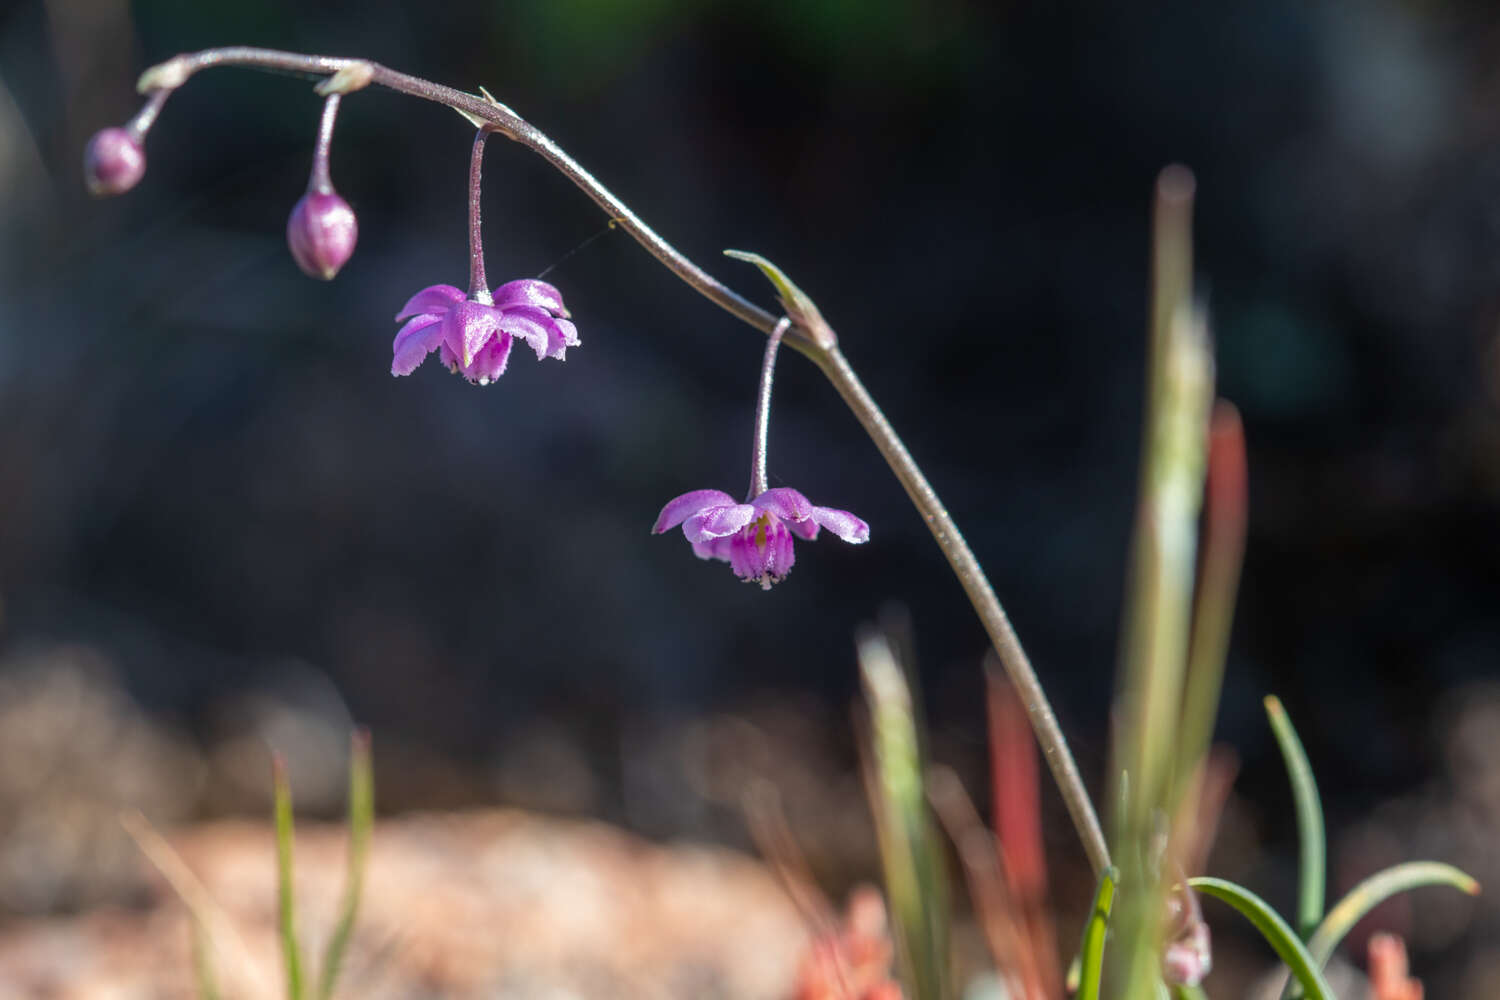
[
  {"left": 317, "top": 728, "right": 375, "bottom": 1000},
  {"left": 1306, "top": 861, "right": 1479, "bottom": 969},
  {"left": 1075, "top": 866, "right": 1118, "bottom": 1000},
  {"left": 272, "top": 754, "right": 306, "bottom": 1000},
  {"left": 1189, "top": 877, "right": 1335, "bottom": 1000},
  {"left": 1264, "top": 696, "right": 1325, "bottom": 938}
]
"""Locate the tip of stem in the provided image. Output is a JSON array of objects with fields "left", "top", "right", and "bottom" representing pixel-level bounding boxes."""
[
  {"left": 1158, "top": 164, "right": 1197, "bottom": 204},
  {"left": 1264, "top": 694, "right": 1284, "bottom": 717}
]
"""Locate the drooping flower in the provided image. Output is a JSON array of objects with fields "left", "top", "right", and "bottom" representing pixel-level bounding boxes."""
[
  {"left": 390, "top": 128, "right": 580, "bottom": 384},
  {"left": 391, "top": 279, "right": 578, "bottom": 384},
  {"left": 653, "top": 486, "right": 869, "bottom": 590}
]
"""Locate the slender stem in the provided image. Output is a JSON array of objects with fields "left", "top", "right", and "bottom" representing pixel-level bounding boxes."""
[
  {"left": 307, "top": 94, "right": 340, "bottom": 195},
  {"left": 749, "top": 317, "right": 791, "bottom": 499},
  {"left": 467, "top": 129, "right": 491, "bottom": 301},
  {"left": 132, "top": 45, "right": 1111, "bottom": 877},
  {"left": 124, "top": 88, "right": 170, "bottom": 141},
  {"left": 814, "top": 345, "right": 1111, "bottom": 876},
  {"left": 137, "top": 48, "right": 795, "bottom": 349}
]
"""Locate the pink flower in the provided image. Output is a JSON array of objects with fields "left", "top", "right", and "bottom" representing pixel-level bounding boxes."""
[
  {"left": 390, "top": 279, "right": 579, "bottom": 385},
  {"left": 653, "top": 486, "right": 869, "bottom": 590}
]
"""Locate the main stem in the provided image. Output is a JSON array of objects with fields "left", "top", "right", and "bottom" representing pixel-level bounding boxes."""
[{"left": 135, "top": 46, "right": 1112, "bottom": 877}]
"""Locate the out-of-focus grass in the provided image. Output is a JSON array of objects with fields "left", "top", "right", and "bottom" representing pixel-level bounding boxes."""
[{"left": 858, "top": 627, "right": 949, "bottom": 1000}]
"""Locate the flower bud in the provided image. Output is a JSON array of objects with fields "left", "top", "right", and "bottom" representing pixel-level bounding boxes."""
[
  {"left": 83, "top": 128, "right": 145, "bottom": 196},
  {"left": 286, "top": 191, "right": 358, "bottom": 280}
]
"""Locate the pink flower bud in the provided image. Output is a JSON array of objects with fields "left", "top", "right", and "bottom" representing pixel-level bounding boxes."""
[
  {"left": 83, "top": 128, "right": 145, "bottom": 196},
  {"left": 286, "top": 191, "right": 358, "bottom": 280}
]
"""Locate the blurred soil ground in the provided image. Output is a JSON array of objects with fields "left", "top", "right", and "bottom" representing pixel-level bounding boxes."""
[{"left": 0, "top": 811, "right": 810, "bottom": 999}]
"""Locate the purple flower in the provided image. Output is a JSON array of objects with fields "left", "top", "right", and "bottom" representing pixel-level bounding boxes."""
[
  {"left": 653, "top": 486, "right": 869, "bottom": 590},
  {"left": 84, "top": 128, "right": 145, "bottom": 196},
  {"left": 391, "top": 279, "right": 579, "bottom": 385},
  {"left": 286, "top": 191, "right": 358, "bottom": 280}
]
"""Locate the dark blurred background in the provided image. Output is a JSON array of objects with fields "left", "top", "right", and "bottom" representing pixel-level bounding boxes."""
[{"left": 2, "top": 0, "right": 1499, "bottom": 992}]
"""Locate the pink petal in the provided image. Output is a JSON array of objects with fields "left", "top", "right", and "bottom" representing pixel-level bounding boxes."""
[
  {"left": 491, "top": 279, "right": 568, "bottom": 316},
  {"left": 683, "top": 504, "right": 756, "bottom": 543},
  {"left": 443, "top": 300, "right": 501, "bottom": 367},
  {"left": 810, "top": 506, "right": 870, "bottom": 543},
  {"left": 463, "top": 332, "right": 513, "bottom": 383},
  {"left": 390, "top": 316, "right": 445, "bottom": 376},
  {"left": 786, "top": 517, "right": 820, "bottom": 541},
  {"left": 497, "top": 308, "right": 559, "bottom": 361},
  {"left": 394, "top": 284, "right": 463, "bottom": 321},
  {"left": 392, "top": 315, "right": 440, "bottom": 354},
  {"left": 765, "top": 522, "right": 796, "bottom": 582},
  {"left": 753, "top": 487, "right": 814, "bottom": 523},
  {"left": 691, "top": 535, "right": 733, "bottom": 563},
  {"left": 728, "top": 532, "right": 760, "bottom": 582},
  {"left": 653, "top": 489, "right": 738, "bottom": 534}
]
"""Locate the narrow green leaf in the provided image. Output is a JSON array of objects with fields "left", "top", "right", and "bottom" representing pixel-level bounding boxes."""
[
  {"left": 272, "top": 754, "right": 306, "bottom": 1000},
  {"left": 858, "top": 629, "right": 950, "bottom": 1000},
  {"left": 1306, "top": 861, "right": 1479, "bottom": 970},
  {"left": 1189, "top": 878, "right": 1334, "bottom": 1000},
  {"left": 317, "top": 729, "right": 375, "bottom": 1000},
  {"left": 1264, "top": 696, "right": 1325, "bottom": 939},
  {"left": 1173, "top": 986, "right": 1210, "bottom": 1000},
  {"left": 1075, "top": 866, "right": 1118, "bottom": 1000},
  {"left": 723, "top": 249, "right": 834, "bottom": 347},
  {"left": 191, "top": 917, "right": 221, "bottom": 1000}
]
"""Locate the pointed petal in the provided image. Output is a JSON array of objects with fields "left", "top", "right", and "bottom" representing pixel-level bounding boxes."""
[
  {"left": 810, "top": 505, "right": 870, "bottom": 543},
  {"left": 653, "top": 489, "right": 738, "bottom": 534},
  {"left": 683, "top": 504, "right": 756, "bottom": 543},
  {"left": 491, "top": 279, "right": 568, "bottom": 316},
  {"left": 394, "top": 284, "right": 464, "bottom": 321},
  {"left": 444, "top": 300, "right": 501, "bottom": 368},
  {"left": 439, "top": 341, "right": 460, "bottom": 372},
  {"left": 463, "top": 332, "right": 513, "bottom": 383},
  {"left": 391, "top": 316, "right": 444, "bottom": 376},
  {"left": 753, "top": 487, "right": 815, "bottom": 523},
  {"left": 555, "top": 318, "right": 581, "bottom": 348}
]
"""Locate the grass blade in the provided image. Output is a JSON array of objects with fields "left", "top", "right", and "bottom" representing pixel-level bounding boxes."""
[
  {"left": 191, "top": 918, "right": 221, "bottom": 1000},
  {"left": 1173, "top": 402, "right": 1247, "bottom": 798},
  {"left": 1306, "top": 861, "right": 1479, "bottom": 969},
  {"left": 1075, "top": 866, "right": 1119, "bottom": 1000},
  {"left": 317, "top": 728, "right": 375, "bottom": 1000},
  {"left": 858, "top": 628, "right": 950, "bottom": 1000},
  {"left": 1263, "top": 696, "right": 1325, "bottom": 939},
  {"left": 272, "top": 753, "right": 306, "bottom": 1000},
  {"left": 1190, "top": 877, "right": 1334, "bottom": 1000}
]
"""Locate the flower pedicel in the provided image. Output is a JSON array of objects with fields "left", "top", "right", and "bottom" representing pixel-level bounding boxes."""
[{"left": 391, "top": 130, "right": 579, "bottom": 384}]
